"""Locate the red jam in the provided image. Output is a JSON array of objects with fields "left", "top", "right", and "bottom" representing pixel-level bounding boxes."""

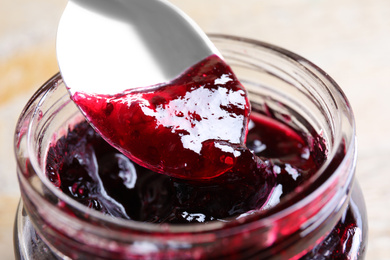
[
  {"left": 47, "top": 54, "right": 326, "bottom": 222},
  {"left": 71, "top": 55, "right": 252, "bottom": 180},
  {"left": 46, "top": 110, "right": 324, "bottom": 223}
]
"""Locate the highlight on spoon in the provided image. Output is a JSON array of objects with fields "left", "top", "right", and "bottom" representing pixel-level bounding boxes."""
[{"left": 56, "top": 0, "right": 221, "bottom": 96}]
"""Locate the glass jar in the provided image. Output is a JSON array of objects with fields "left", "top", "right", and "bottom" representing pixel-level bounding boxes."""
[{"left": 14, "top": 34, "right": 367, "bottom": 259}]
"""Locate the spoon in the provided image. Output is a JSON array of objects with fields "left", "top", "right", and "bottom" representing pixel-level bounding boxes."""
[
  {"left": 56, "top": 0, "right": 221, "bottom": 96},
  {"left": 56, "top": 0, "right": 252, "bottom": 180}
]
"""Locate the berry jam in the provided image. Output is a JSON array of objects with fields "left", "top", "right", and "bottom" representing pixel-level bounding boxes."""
[
  {"left": 72, "top": 55, "right": 251, "bottom": 180},
  {"left": 46, "top": 111, "right": 322, "bottom": 223},
  {"left": 47, "top": 54, "right": 326, "bottom": 223}
]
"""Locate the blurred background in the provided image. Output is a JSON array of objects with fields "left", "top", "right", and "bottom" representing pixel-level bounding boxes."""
[{"left": 1, "top": 0, "right": 389, "bottom": 259}]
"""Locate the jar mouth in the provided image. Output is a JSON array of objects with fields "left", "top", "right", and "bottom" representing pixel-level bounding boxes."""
[{"left": 18, "top": 34, "right": 356, "bottom": 235}]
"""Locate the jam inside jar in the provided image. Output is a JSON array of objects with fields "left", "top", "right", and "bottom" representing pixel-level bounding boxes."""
[{"left": 14, "top": 35, "right": 367, "bottom": 259}]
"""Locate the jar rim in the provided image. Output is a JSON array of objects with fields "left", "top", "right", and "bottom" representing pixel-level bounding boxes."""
[{"left": 17, "top": 34, "right": 356, "bottom": 237}]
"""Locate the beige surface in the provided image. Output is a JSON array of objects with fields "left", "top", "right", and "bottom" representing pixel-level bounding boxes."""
[{"left": 1, "top": 0, "right": 389, "bottom": 259}]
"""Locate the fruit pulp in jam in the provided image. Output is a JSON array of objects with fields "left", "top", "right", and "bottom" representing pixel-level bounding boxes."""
[{"left": 46, "top": 111, "right": 323, "bottom": 223}]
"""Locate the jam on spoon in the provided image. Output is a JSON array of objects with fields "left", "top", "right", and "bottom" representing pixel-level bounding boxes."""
[{"left": 72, "top": 55, "right": 255, "bottom": 180}]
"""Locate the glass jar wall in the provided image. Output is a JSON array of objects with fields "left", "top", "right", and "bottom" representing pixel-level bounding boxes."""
[{"left": 14, "top": 35, "right": 367, "bottom": 259}]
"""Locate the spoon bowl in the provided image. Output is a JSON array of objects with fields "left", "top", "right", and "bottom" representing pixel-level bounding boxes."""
[{"left": 57, "top": 0, "right": 220, "bottom": 96}]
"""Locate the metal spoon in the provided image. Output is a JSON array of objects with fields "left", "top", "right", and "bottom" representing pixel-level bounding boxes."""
[{"left": 56, "top": 0, "right": 221, "bottom": 96}]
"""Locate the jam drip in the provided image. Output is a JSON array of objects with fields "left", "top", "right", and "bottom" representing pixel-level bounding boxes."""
[{"left": 72, "top": 55, "right": 251, "bottom": 180}]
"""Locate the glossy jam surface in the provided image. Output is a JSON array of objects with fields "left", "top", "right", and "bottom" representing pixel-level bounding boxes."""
[
  {"left": 72, "top": 55, "right": 251, "bottom": 180},
  {"left": 46, "top": 112, "right": 322, "bottom": 223}
]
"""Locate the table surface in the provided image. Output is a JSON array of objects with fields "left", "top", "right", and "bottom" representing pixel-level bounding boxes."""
[{"left": 1, "top": 0, "right": 389, "bottom": 259}]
